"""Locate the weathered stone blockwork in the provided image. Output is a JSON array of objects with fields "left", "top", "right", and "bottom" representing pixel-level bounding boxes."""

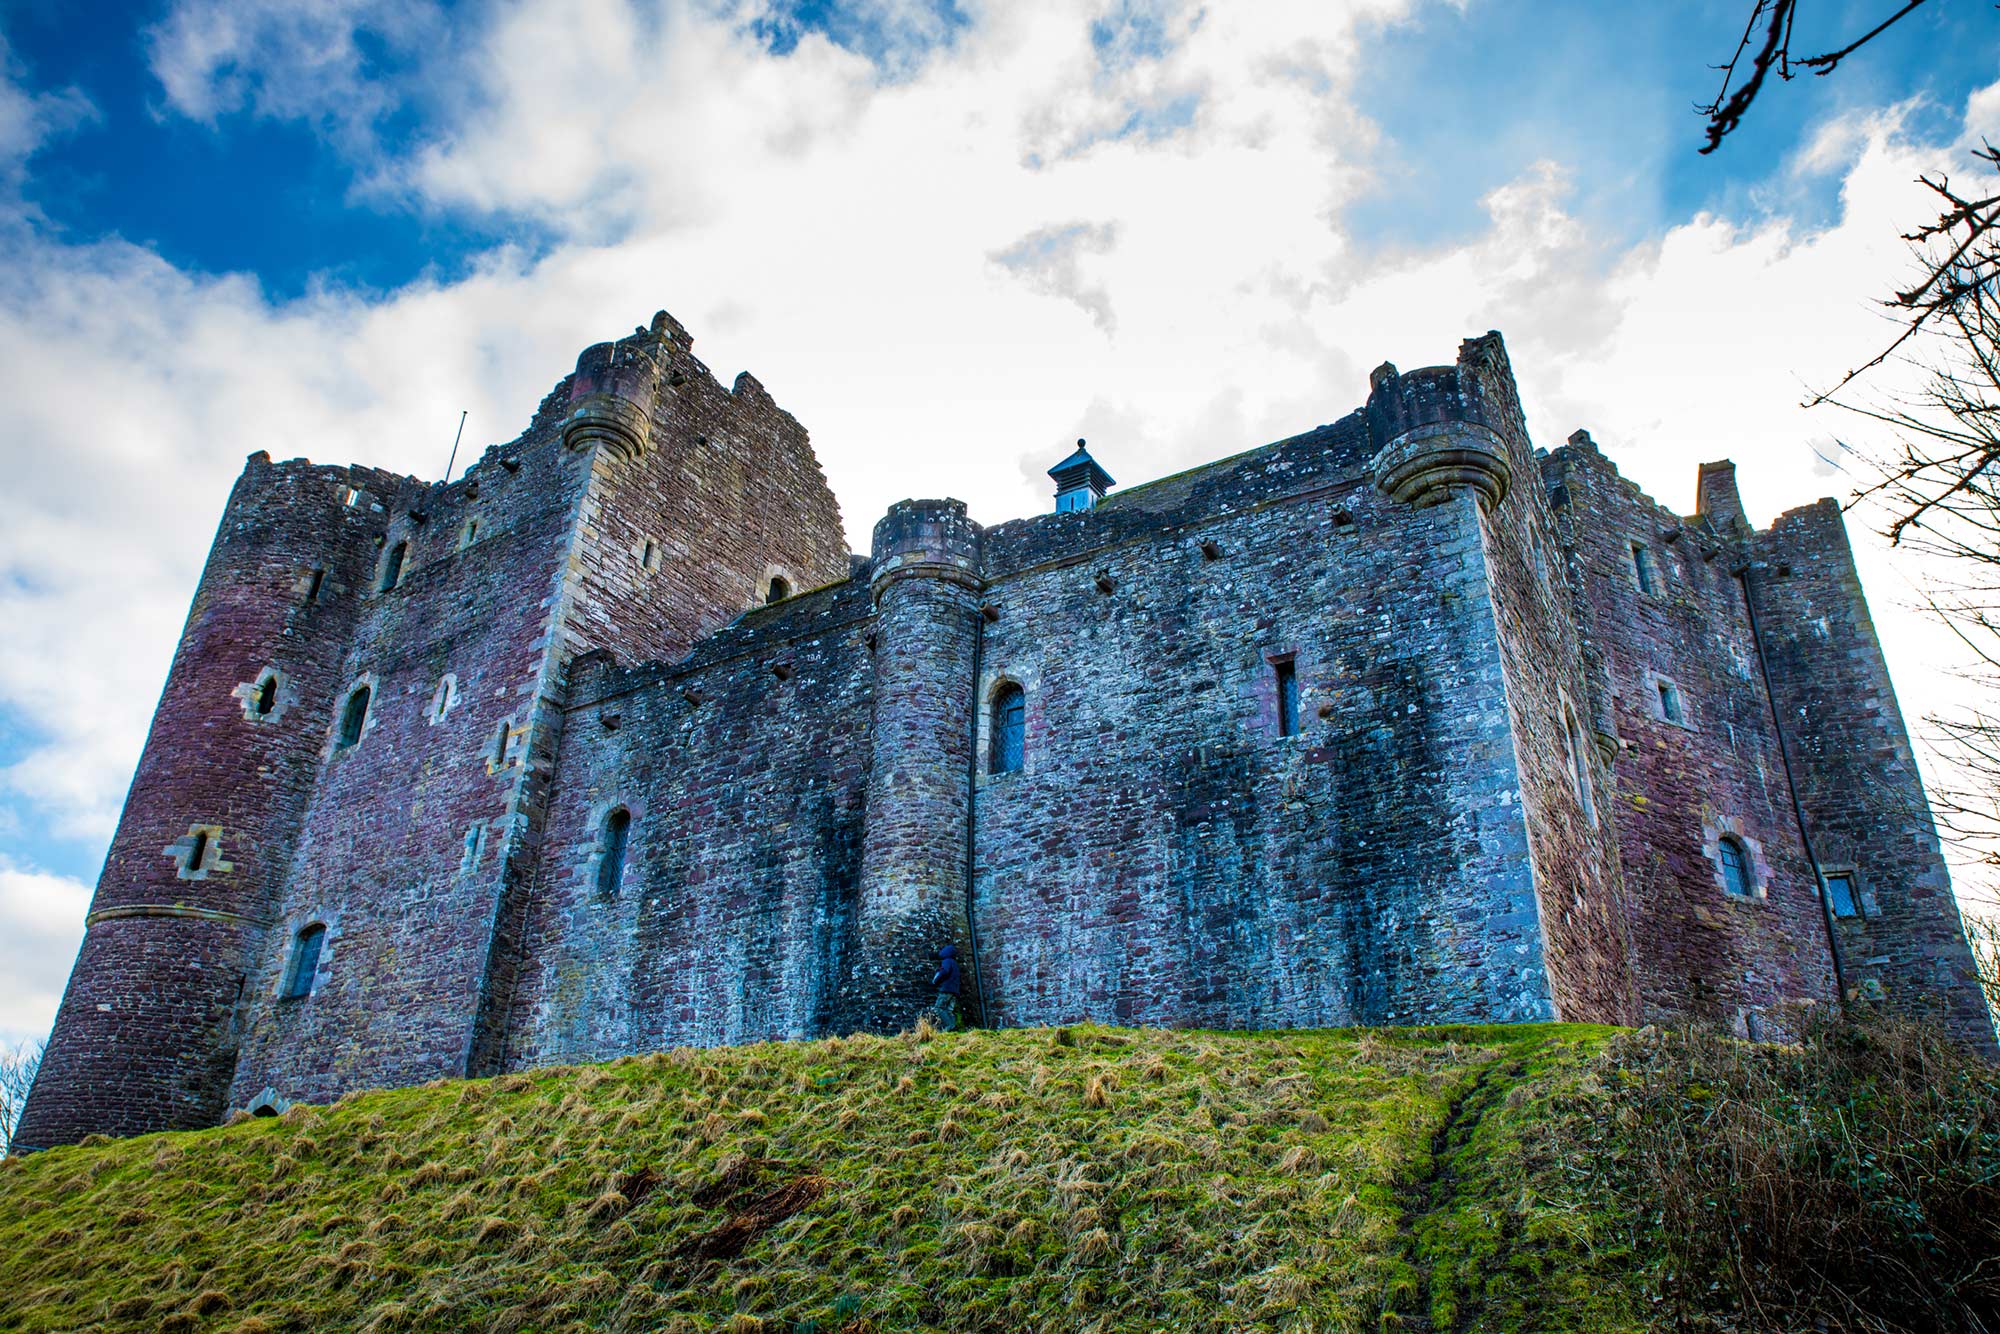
[{"left": 18, "top": 315, "right": 1992, "bottom": 1149}]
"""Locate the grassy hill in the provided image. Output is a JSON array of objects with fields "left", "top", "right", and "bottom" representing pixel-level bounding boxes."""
[{"left": 1, "top": 1017, "right": 1993, "bottom": 1332}]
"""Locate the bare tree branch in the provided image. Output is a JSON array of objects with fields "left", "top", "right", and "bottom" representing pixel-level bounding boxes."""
[
  {"left": 1700, "top": 0, "right": 1935, "bottom": 154},
  {"left": 0, "top": 1041, "right": 43, "bottom": 1154}
]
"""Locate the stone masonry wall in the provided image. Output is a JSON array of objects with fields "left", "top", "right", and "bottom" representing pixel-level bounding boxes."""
[
  {"left": 969, "top": 413, "right": 1553, "bottom": 1030},
  {"left": 226, "top": 415, "right": 587, "bottom": 1108},
  {"left": 1452, "top": 338, "right": 1638, "bottom": 1026},
  {"left": 1549, "top": 440, "right": 1838, "bottom": 1032},
  {"left": 506, "top": 578, "right": 876, "bottom": 1062},
  {"left": 18, "top": 455, "right": 405, "bottom": 1147},
  {"left": 1752, "top": 500, "right": 1996, "bottom": 1049}
]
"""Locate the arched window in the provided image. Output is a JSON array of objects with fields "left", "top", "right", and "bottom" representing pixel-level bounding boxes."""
[
  {"left": 254, "top": 674, "right": 278, "bottom": 716},
  {"left": 379, "top": 541, "right": 407, "bottom": 593},
  {"left": 991, "top": 684, "right": 1025, "bottom": 774},
  {"left": 283, "top": 924, "right": 325, "bottom": 999},
  {"left": 1718, "top": 837, "right": 1754, "bottom": 898},
  {"left": 767, "top": 576, "right": 791, "bottom": 603},
  {"left": 337, "top": 686, "right": 370, "bottom": 749},
  {"left": 597, "top": 807, "right": 632, "bottom": 898}
]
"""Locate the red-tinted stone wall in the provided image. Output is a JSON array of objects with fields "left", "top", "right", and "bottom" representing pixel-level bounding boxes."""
[
  {"left": 1449, "top": 338, "right": 1638, "bottom": 1026},
  {"left": 17, "top": 455, "right": 404, "bottom": 1146},
  {"left": 1551, "top": 440, "right": 1840, "bottom": 1032},
  {"left": 1751, "top": 500, "right": 1996, "bottom": 1050}
]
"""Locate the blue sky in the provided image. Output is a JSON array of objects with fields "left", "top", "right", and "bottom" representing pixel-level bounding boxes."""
[
  {"left": 7, "top": 1, "right": 1991, "bottom": 300},
  {"left": 0, "top": 0, "right": 1996, "bottom": 1045}
]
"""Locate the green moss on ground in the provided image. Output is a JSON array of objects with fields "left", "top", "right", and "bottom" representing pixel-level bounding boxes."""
[{"left": 0, "top": 1023, "right": 1647, "bottom": 1333}]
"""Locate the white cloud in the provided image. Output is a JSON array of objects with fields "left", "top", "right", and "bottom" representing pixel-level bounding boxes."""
[
  {"left": 0, "top": 33, "right": 93, "bottom": 210},
  {"left": 3, "top": 0, "right": 2000, "bottom": 1046},
  {"left": 0, "top": 857, "right": 88, "bottom": 1046},
  {"left": 145, "top": 0, "right": 445, "bottom": 152}
]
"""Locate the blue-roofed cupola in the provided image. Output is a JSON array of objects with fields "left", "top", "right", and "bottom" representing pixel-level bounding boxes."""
[{"left": 1049, "top": 439, "right": 1116, "bottom": 513}]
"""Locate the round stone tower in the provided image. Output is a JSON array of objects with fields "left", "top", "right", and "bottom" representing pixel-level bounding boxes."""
[
  {"left": 16, "top": 454, "right": 386, "bottom": 1148},
  {"left": 846, "top": 499, "right": 983, "bottom": 1033},
  {"left": 1365, "top": 357, "right": 1513, "bottom": 512},
  {"left": 562, "top": 337, "right": 663, "bottom": 462}
]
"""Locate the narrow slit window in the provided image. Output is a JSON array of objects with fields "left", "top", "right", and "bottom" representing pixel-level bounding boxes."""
[
  {"left": 1657, "top": 680, "right": 1684, "bottom": 725},
  {"left": 283, "top": 924, "right": 325, "bottom": 999},
  {"left": 337, "top": 686, "right": 370, "bottom": 749},
  {"left": 460, "top": 519, "right": 479, "bottom": 550},
  {"left": 254, "top": 675, "right": 277, "bottom": 716},
  {"left": 641, "top": 540, "right": 656, "bottom": 570},
  {"left": 1565, "top": 709, "right": 1595, "bottom": 824},
  {"left": 1274, "top": 659, "right": 1300, "bottom": 738},
  {"left": 492, "top": 720, "right": 512, "bottom": 768},
  {"left": 305, "top": 567, "right": 325, "bottom": 602},
  {"left": 1632, "top": 543, "right": 1657, "bottom": 595},
  {"left": 767, "top": 576, "right": 791, "bottom": 603},
  {"left": 1825, "top": 873, "right": 1861, "bottom": 918},
  {"left": 187, "top": 829, "right": 209, "bottom": 874},
  {"left": 379, "top": 541, "right": 407, "bottom": 592},
  {"left": 1718, "top": 837, "right": 1754, "bottom": 899},
  {"left": 991, "top": 684, "right": 1025, "bottom": 774},
  {"left": 597, "top": 807, "right": 632, "bottom": 898}
]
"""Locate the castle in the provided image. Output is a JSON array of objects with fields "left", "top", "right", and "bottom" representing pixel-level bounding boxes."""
[{"left": 17, "top": 312, "right": 1994, "bottom": 1149}]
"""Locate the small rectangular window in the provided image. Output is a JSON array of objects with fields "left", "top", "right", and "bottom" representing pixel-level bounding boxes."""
[
  {"left": 1658, "top": 680, "right": 1684, "bottom": 725},
  {"left": 1275, "top": 659, "right": 1299, "bottom": 738},
  {"left": 1632, "top": 543, "right": 1657, "bottom": 595},
  {"left": 305, "top": 567, "right": 325, "bottom": 602},
  {"left": 1825, "top": 873, "right": 1861, "bottom": 918}
]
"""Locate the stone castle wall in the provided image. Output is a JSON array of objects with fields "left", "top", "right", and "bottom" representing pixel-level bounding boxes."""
[{"left": 17, "top": 315, "right": 1992, "bottom": 1148}]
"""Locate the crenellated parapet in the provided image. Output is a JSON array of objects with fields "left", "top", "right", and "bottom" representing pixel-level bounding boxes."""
[
  {"left": 869, "top": 498, "right": 984, "bottom": 596},
  {"left": 1365, "top": 334, "right": 1520, "bottom": 511}
]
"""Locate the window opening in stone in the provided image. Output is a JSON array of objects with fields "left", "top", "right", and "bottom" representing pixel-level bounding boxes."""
[
  {"left": 597, "top": 807, "right": 632, "bottom": 898},
  {"left": 254, "top": 674, "right": 277, "bottom": 716},
  {"left": 492, "top": 720, "right": 512, "bottom": 767},
  {"left": 641, "top": 540, "right": 656, "bottom": 569},
  {"left": 283, "top": 924, "right": 325, "bottom": 999},
  {"left": 337, "top": 686, "right": 370, "bottom": 749},
  {"left": 991, "top": 684, "right": 1025, "bottom": 774},
  {"left": 1657, "top": 680, "right": 1684, "bottom": 725},
  {"left": 188, "top": 829, "right": 209, "bottom": 874},
  {"left": 460, "top": 519, "right": 479, "bottom": 550},
  {"left": 380, "top": 541, "right": 407, "bottom": 592},
  {"left": 1632, "top": 542, "right": 1657, "bottom": 595},
  {"left": 767, "top": 576, "right": 790, "bottom": 603},
  {"left": 1719, "top": 836, "right": 1754, "bottom": 898},
  {"left": 1565, "top": 708, "right": 1595, "bottom": 824},
  {"left": 1275, "top": 659, "right": 1300, "bottom": 738},
  {"left": 306, "top": 567, "right": 325, "bottom": 602},
  {"left": 428, "top": 675, "right": 457, "bottom": 723},
  {"left": 1825, "top": 872, "right": 1861, "bottom": 918}
]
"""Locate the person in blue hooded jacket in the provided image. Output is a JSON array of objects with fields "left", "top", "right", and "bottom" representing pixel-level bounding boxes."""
[{"left": 931, "top": 944, "right": 962, "bottom": 1031}]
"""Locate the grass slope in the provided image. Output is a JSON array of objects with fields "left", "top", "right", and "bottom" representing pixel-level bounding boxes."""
[{"left": 0, "top": 1023, "right": 1645, "bottom": 1333}]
